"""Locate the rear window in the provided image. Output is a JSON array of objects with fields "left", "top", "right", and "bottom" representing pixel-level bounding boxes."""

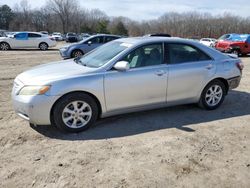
[{"left": 168, "top": 43, "right": 212, "bottom": 64}]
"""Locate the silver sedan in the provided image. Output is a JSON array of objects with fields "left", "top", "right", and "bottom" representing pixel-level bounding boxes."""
[{"left": 12, "top": 37, "right": 243, "bottom": 132}]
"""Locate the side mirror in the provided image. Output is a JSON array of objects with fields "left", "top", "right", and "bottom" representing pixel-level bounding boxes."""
[
  {"left": 88, "top": 41, "right": 92, "bottom": 46},
  {"left": 113, "top": 61, "right": 130, "bottom": 71}
]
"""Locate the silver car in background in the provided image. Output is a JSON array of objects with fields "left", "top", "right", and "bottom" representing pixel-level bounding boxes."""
[{"left": 12, "top": 37, "right": 243, "bottom": 133}]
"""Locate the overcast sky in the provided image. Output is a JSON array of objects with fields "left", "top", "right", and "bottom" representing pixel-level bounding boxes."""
[{"left": 1, "top": 0, "right": 250, "bottom": 20}]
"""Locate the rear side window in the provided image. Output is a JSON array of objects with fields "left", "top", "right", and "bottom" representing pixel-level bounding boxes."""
[
  {"left": 167, "top": 43, "right": 212, "bottom": 64},
  {"left": 89, "top": 36, "right": 104, "bottom": 44},
  {"left": 28, "top": 33, "right": 41, "bottom": 38},
  {"left": 105, "top": 36, "right": 118, "bottom": 43},
  {"left": 14, "top": 33, "right": 28, "bottom": 40}
]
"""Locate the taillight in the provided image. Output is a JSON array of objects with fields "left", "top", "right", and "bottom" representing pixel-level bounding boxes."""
[{"left": 236, "top": 62, "right": 244, "bottom": 71}]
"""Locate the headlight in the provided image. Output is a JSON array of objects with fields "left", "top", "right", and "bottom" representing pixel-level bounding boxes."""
[{"left": 18, "top": 86, "right": 50, "bottom": 95}]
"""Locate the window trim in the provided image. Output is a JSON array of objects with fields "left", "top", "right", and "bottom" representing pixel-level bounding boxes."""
[{"left": 164, "top": 42, "right": 214, "bottom": 65}]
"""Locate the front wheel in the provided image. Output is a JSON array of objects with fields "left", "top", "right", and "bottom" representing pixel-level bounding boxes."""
[
  {"left": 0, "top": 42, "right": 10, "bottom": 50},
  {"left": 199, "top": 80, "right": 226, "bottom": 110},
  {"left": 72, "top": 50, "right": 84, "bottom": 58},
  {"left": 53, "top": 93, "right": 98, "bottom": 133}
]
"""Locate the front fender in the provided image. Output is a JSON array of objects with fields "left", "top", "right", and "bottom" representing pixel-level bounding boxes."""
[{"left": 48, "top": 73, "right": 107, "bottom": 113}]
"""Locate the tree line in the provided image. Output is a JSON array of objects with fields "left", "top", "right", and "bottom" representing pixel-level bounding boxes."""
[{"left": 0, "top": 0, "right": 250, "bottom": 38}]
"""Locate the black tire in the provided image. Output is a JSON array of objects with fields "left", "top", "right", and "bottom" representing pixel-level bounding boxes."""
[
  {"left": 52, "top": 92, "right": 98, "bottom": 133},
  {"left": 39, "top": 42, "right": 49, "bottom": 51},
  {"left": 0, "top": 42, "right": 10, "bottom": 50},
  {"left": 71, "top": 50, "right": 84, "bottom": 58},
  {"left": 231, "top": 49, "right": 240, "bottom": 56},
  {"left": 199, "top": 80, "right": 226, "bottom": 110}
]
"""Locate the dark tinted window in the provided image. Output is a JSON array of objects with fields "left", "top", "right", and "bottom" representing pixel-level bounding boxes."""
[
  {"left": 122, "top": 43, "right": 163, "bottom": 68},
  {"left": 89, "top": 36, "right": 104, "bottom": 44},
  {"left": 168, "top": 44, "right": 212, "bottom": 64},
  {"left": 28, "top": 33, "right": 41, "bottom": 38},
  {"left": 105, "top": 36, "right": 118, "bottom": 43}
]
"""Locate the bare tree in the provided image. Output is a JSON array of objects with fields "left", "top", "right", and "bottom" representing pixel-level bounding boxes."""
[{"left": 47, "top": 0, "right": 78, "bottom": 33}]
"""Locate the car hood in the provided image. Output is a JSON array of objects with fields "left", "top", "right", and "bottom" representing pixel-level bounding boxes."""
[{"left": 16, "top": 59, "right": 97, "bottom": 85}]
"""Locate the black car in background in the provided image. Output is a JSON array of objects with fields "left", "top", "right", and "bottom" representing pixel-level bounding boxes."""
[{"left": 66, "top": 32, "right": 78, "bottom": 43}]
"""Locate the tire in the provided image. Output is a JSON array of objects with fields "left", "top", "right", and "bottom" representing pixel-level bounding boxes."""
[
  {"left": 0, "top": 42, "right": 10, "bottom": 50},
  {"left": 72, "top": 50, "right": 84, "bottom": 58},
  {"left": 231, "top": 49, "right": 240, "bottom": 56},
  {"left": 39, "top": 42, "right": 48, "bottom": 51},
  {"left": 52, "top": 92, "right": 98, "bottom": 133},
  {"left": 199, "top": 80, "right": 226, "bottom": 110}
]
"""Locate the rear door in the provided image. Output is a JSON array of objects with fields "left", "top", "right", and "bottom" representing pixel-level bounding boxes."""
[
  {"left": 166, "top": 43, "right": 215, "bottom": 103},
  {"left": 27, "top": 33, "right": 42, "bottom": 48}
]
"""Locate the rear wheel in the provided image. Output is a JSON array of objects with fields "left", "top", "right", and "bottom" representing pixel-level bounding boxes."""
[
  {"left": 39, "top": 42, "right": 48, "bottom": 50},
  {"left": 53, "top": 93, "right": 98, "bottom": 133},
  {"left": 0, "top": 42, "right": 10, "bottom": 50},
  {"left": 199, "top": 80, "right": 226, "bottom": 110},
  {"left": 72, "top": 50, "right": 84, "bottom": 58}
]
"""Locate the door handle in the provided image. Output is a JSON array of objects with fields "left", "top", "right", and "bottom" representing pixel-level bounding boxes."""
[
  {"left": 205, "top": 64, "right": 213, "bottom": 70},
  {"left": 155, "top": 70, "right": 166, "bottom": 76}
]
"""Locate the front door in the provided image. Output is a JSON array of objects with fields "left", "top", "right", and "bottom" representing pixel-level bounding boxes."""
[{"left": 104, "top": 43, "right": 168, "bottom": 111}]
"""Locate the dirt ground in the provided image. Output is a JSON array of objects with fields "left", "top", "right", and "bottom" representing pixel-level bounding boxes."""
[{"left": 0, "top": 43, "right": 250, "bottom": 188}]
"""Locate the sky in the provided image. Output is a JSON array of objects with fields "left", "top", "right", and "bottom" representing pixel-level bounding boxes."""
[{"left": 0, "top": 0, "right": 250, "bottom": 20}]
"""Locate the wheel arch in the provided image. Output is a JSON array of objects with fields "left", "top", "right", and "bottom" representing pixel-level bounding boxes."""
[
  {"left": 0, "top": 41, "right": 11, "bottom": 49},
  {"left": 203, "top": 77, "right": 229, "bottom": 95},
  {"left": 50, "top": 91, "right": 102, "bottom": 125}
]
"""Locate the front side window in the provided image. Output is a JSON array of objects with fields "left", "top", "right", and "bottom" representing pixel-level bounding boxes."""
[
  {"left": 14, "top": 33, "right": 28, "bottom": 40},
  {"left": 168, "top": 43, "right": 211, "bottom": 64},
  {"left": 122, "top": 43, "right": 163, "bottom": 68}
]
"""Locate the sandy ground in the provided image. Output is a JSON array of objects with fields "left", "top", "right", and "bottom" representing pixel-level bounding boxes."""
[{"left": 0, "top": 43, "right": 250, "bottom": 188}]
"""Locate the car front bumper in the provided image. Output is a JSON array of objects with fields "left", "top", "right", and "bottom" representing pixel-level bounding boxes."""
[{"left": 12, "top": 90, "right": 60, "bottom": 125}]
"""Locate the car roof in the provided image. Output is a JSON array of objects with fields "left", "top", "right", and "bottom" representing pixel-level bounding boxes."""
[
  {"left": 92, "top": 34, "right": 121, "bottom": 37},
  {"left": 116, "top": 37, "right": 200, "bottom": 45}
]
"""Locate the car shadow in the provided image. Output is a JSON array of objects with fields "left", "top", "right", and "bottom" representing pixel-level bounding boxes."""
[{"left": 31, "top": 90, "right": 250, "bottom": 140}]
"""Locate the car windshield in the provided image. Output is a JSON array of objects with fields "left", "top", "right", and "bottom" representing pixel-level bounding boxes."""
[
  {"left": 220, "top": 34, "right": 249, "bottom": 42},
  {"left": 77, "top": 41, "right": 130, "bottom": 68}
]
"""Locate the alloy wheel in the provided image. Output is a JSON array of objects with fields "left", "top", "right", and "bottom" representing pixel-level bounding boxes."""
[
  {"left": 205, "top": 85, "right": 223, "bottom": 107},
  {"left": 62, "top": 100, "right": 92, "bottom": 129}
]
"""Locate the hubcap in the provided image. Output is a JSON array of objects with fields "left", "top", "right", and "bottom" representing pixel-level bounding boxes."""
[
  {"left": 1, "top": 43, "right": 9, "bottom": 50},
  {"left": 62, "top": 101, "right": 92, "bottom": 129},
  {"left": 40, "top": 44, "right": 47, "bottom": 50},
  {"left": 205, "top": 85, "right": 223, "bottom": 106},
  {"left": 74, "top": 51, "right": 82, "bottom": 57}
]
